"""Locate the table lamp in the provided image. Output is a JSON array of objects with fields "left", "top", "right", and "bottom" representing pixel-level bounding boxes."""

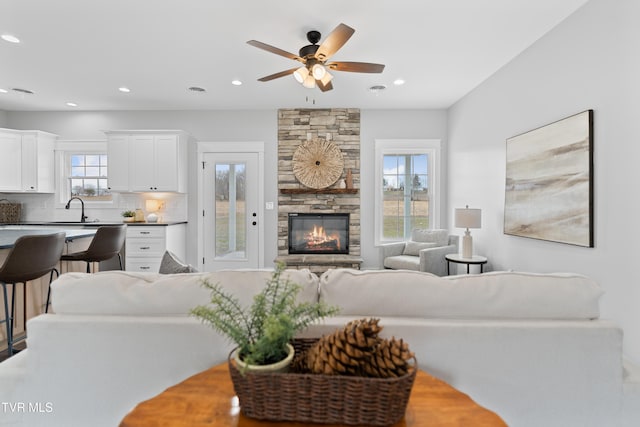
[
  {"left": 455, "top": 205, "right": 481, "bottom": 258},
  {"left": 145, "top": 199, "right": 161, "bottom": 223}
]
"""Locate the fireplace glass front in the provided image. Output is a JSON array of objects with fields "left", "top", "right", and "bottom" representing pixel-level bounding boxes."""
[{"left": 288, "top": 213, "right": 349, "bottom": 255}]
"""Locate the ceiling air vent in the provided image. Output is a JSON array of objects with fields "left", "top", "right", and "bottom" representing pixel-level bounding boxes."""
[{"left": 12, "top": 88, "right": 34, "bottom": 95}]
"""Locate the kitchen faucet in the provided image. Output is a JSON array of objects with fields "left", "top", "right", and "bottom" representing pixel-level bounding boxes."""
[{"left": 65, "top": 197, "right": 87, "bottom": 223}]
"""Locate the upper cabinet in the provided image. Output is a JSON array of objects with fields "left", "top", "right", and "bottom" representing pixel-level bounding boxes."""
[
  {"left": 0, "top": 128, "right": 56, "bottom": 193},
  {"left": 105, "top": 130, "right": 190, "bottom": 193}
]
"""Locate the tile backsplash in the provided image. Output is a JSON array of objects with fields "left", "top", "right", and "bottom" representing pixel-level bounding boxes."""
[{"left": 0, "top": 192, "right": 187, "bottom": 223}]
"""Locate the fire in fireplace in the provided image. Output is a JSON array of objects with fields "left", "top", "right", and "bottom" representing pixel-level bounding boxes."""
[{"left": 288, "top": 213, "right": 349, "bottom": 255}]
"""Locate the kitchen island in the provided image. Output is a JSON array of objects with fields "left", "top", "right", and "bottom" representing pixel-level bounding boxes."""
[
  {"left": 0, "top": 226, "right": 97, "bottom": 249},
  {"left": 0, "top": 226, "right": 98, "bottom": 354}
]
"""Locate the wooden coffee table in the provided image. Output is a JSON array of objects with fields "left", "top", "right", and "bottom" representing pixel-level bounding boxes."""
[{"left": 119, "top": 362, "right": 506, "bottom": 427}]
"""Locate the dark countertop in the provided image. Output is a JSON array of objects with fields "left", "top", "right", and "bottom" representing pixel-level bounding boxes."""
[
  {"left": 0, "top": 227, "right": 97, "bottom": 249},
  {"left": 8, "top": 221, "right": 187, "bottom": 227}
]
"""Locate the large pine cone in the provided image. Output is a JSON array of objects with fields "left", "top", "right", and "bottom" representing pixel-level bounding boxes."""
[
  {"left": 294, "top": 318, "right": 415, "bottom": 378},
  {"left": 363, "top": 337, "right": 414, "bottom": 378},
  {"left": 295, "top": 318, "right": 382, "bottom": 375}
]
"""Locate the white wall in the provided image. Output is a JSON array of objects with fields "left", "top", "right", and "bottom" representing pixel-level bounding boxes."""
[
  {"left": 0, "top": 110, "right": 7, "bottom": 127},
  {"left": 5, "top": 108, "right": 448, "bottom": 271},
  {"left": 447, "top": 0, "right": 640, "bottom": 363}
]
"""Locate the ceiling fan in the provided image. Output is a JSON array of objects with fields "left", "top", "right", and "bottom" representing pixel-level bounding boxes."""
[{"left": 247, "top": 23, "right": 385, "bottom": 92}]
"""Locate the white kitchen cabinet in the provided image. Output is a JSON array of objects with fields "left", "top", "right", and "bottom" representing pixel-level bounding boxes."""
[
  {"left": 105, "top": 134, "right": 130, "bottom": 192},
  {"left": 104, "top": 130, "right": 189, "bottom": 193},
  {"left": 0, "top": 128, "right": 56, "bottom": 193},
  {"left": 125, "top": 223, "right": 186, "bottom": 272}
]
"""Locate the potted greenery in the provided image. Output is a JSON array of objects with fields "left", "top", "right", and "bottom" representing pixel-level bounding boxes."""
[
  {"left": 121, "top": 210, "right": 136, "bottom": 223},
  {"left": 191, "top": 263, "right": 338, "bottom": 372}
]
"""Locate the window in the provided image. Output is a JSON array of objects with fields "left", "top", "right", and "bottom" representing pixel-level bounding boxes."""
[
  {"left": 56, "top": 141, "right": 112, "bottom": 204},
  {"left": 375, "top": 139, "right": 441, "bottom": 245},
  {"left": 69, "top": 154, "right": 111, "bottom": 200}
]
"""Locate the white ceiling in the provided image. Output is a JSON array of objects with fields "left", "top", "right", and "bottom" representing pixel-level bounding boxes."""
[{"left": 0, "top": 0, "right": 588, "bottom": 112}]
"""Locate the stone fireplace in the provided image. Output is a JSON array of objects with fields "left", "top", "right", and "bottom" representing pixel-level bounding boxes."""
[{"left": 277, "top": 108, "right": 362, "bottom": 274}]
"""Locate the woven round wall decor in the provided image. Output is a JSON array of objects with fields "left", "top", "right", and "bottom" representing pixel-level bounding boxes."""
[{"left": 292, "top": 138, "right": 344, "bottom": 189}]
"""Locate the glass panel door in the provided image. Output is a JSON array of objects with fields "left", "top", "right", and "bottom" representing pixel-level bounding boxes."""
[
  {"left": 203, "top": 152, "right": 259, "bottom": 270},
  {"left": 215, "top": 162, "right": 247, "bottom": 259}
]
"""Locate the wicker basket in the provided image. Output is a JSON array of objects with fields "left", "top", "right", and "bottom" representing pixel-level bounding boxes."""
[
  {"left": 228, "top": 338, "right": 417, "bottom": 426},
  {"left": 0, "top": 199, "right": 21, "bottom": 223}
]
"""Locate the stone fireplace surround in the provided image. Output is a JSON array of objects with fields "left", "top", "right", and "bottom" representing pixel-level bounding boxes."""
[{"left": 276, "top": 108, "right": 362, "bottom": 274}]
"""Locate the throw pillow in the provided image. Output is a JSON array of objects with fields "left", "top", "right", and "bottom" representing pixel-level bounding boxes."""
[
  {"left": 411, "top": 229, "right": 449, "bottom": 246},
  {"left": 159, "top": 250, "right": 197, "bottom": 274},
  {"left": 403, "top": 241, "right": 438, "bottom": 256}
]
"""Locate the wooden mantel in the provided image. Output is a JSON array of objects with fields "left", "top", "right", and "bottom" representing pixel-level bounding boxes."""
[{"left": 280, "top": 188, "right": 358, "bottom": 195}]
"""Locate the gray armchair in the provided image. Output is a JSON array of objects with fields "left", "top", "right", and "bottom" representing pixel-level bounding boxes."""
[{"left": 382, "top": 229, "right": 459, "bottom": 276}]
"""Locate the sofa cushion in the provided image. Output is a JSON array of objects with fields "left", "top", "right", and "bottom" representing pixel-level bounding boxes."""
[
  {"left": 402, "top": 241, "right": 438, "bottom": 256},
  {"left": 319, "top": 269, "right": 603, "bottom": 320},
  {"left": 411, "top": 229, "right": 449, "bottom": 246},
  {"left": 159, "top": 250, "right": 197, "bottom": 274},
  {"left": 51, "top": 269, "right": 319, "bottom": 316},
  {"left": 383, "top": 255, "right": 421, "bottom": 270}
]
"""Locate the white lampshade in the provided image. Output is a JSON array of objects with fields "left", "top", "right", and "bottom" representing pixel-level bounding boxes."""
[
  {"left": 145, "top": 199, "right": 161, "bottom": 212},
  {"left": 293, "top": 66, "right": 309, "bottom": 84},
  {"left": 455, "top": 206, "right": 481, "bottom": 229},
  {"left": 311, "top": 63, "right": 326, "bottom": 80},
  {"left": 302, "top": 74, "right": 316, "bottom": 89},
  {"left": 320, "top": 71, "right": 334, "bottom": 85}
]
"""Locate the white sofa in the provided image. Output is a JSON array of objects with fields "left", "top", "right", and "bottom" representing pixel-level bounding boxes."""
[{"left": 0, "top": 268, "right": 638, "bottom": 427}]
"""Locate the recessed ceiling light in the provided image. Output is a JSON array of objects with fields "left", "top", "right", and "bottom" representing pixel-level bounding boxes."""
[
  {"left": 0, "top": 88, "right": 7, "bottom": 94},
  {"left": 1, "top": 34, "right": 20, "bottom": 44},
  {"left": 393, "top": 79, "right": 405, "bottom": 86},
  {"left": 231, "top": 80, "right": 242, "bottom": 86},
  {"left": 118, "top": 87, "right": 131, "bottom": 93},
  {"left": 66, "top": 102, "right": 78, "bottom": 107},
  {"left": 188, "top": 86, "right": 206, "bottom": 93}
]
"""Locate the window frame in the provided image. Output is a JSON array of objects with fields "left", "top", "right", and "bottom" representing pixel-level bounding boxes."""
[
  {"left": 374, "top": 139, "right": 441, "bottom": 246},
  {"left": 55, "top": 140, "right": 114, "bottom": 207}
]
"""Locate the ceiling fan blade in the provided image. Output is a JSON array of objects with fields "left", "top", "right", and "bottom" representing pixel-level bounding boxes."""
[
  {"left": 317, "top": 79, "right": 334, "bottom": 92},
  {"left": 257, "top": 68, "right": 298, "bottom": 82},
  {"left": 247, "top": 40, "right": 304, "bottom": 62},
  {"left": 326, "top": 61, "right": 385, "bottom": 73},
  {"left": 315, "top": 23, "right": 355, "bottom": 61}
]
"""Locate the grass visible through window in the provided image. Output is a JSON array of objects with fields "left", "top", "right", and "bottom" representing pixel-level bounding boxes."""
[{"left": 69, "top": 154, "right": 111, "bottom": 201}]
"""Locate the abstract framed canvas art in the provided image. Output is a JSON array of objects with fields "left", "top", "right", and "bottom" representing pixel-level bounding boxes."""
[{"left": 504, "top": 110, "right": 594, "bottom": 247}]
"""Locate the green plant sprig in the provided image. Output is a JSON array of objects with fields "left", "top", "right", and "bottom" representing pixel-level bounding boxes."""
[{"left": 191, "top": 262, "right": 339, "bottom": 366}]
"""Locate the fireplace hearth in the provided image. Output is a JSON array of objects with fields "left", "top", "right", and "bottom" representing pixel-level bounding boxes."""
[{"left": 288, "top": 213, "right": 349, "bottom": 255}]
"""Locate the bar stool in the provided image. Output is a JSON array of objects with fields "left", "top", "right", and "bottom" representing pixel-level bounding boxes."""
[
  {"left": 49, "top": 225, "right": 127, "bottom": 313},
  {"left": 59, "top": 225, "right": 126, "bottom": 273},
  {"left": 0, "top": 232, "right": 66, "bottom": 357}
]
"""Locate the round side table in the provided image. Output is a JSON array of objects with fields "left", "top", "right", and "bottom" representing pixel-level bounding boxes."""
[{"left": 445, "top": 254, "right": 488, "bottom": 275}]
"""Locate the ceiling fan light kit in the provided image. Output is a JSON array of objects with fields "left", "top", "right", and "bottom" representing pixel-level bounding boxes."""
[{"left": 247, "top": 23, "right": 385, "bottom": 92}]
